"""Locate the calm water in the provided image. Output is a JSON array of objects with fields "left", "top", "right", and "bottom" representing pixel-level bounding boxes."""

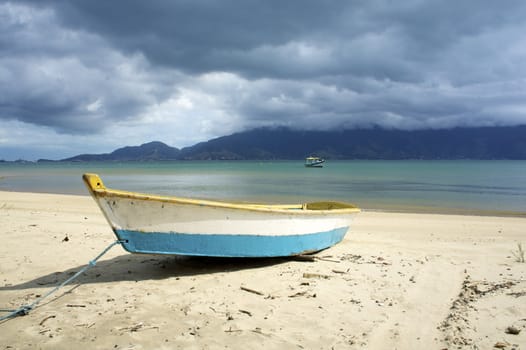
[{"left": 1, "top": 160, "right": 525, "bottom": 214}]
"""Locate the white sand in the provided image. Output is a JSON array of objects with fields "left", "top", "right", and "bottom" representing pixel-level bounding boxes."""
[{"left": 1, "top": 191, "right": 525, "bottom": 349}]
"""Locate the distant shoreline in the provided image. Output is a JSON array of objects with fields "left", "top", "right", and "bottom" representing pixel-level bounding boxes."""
[{"left": 1, "top": 190, "right": 524, "bottom": 218}]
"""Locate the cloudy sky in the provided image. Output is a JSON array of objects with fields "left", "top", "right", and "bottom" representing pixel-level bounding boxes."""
[{"left": 1, "top": 0, "right": 526, "bottom": 160}]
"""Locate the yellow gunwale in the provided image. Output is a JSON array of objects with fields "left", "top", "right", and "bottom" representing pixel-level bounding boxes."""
[{"left": 83, "top": 173, "right": 360, "bottom": 215}]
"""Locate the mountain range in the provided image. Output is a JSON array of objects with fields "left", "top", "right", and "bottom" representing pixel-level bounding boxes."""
[{"left": 57, "top": 126, "right": 526, "bottom": 161}]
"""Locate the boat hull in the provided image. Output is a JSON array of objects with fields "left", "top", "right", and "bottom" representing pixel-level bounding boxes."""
[
  {"left": 116, "top": 227, "right": 348, "bottom": 257},
  {"left": 83, "top": 174, "right": 359, "bottom": 257}
]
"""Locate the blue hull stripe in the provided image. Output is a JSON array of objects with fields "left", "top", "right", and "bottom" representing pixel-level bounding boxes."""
[{"left": 115, "top": 227, "right": 349, "bottom": 257}]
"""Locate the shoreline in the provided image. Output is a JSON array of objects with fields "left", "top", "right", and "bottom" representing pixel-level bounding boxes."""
[
  {"left": 1, "top": 189, "right": 524, "bottom": 218},
  {"left": 362, "top": 206, "right": 526, "bottom": 218},
  {"left": 1, "top": 191, "right": 525, "bottom": 349}
]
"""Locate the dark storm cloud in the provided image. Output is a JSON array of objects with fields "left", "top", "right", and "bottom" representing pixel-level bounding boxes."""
[
  {"left": 36, "top": 0, "right": 526, "bottom": 82},
  {"left": 23, "top": 0, "right": 348, "bottom": 78},
  {"left": 2, "top": 0, "right": 526, "bottom": 138},
  {"left": 0, "top": 2, "right": 178, "bottom": 133}
]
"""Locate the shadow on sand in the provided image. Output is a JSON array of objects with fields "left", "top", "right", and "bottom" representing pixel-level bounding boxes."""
[{"left": 0, "top": 253, "right": 291, "bottom": 292}]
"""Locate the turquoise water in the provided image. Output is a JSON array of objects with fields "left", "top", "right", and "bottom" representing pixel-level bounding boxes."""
[{"left": 1, "top": 160, "right": 525, "bottom": 214}]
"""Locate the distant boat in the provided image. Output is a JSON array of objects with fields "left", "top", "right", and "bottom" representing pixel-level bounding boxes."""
[
  {"left": 305, "top": 156, "right": 325, "bottom": 168},
  {"left": 83, "top": 173, "right": 359, "bottom": 257}
]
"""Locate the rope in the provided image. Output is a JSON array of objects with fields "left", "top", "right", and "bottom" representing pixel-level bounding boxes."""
[{"left": 0, "top": 240, "right": 124, "bottom": 322}]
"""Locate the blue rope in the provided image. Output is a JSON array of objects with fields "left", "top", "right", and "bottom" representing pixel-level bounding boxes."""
[{"left": 0, "top": 240, "right": 124, "bottom": 322}]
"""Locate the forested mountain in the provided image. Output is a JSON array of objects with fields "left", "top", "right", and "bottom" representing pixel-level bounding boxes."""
[
  {"left": 57, "top": 126, "right": 526, "bottom": 161},
  {"left": 62, "top": 141, "right": 180, "bottom": 161}
]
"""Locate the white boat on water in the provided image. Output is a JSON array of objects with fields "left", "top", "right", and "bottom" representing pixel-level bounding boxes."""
[
  {"left": 305, "top": 156, "right": 325, "bottom": 167},
  {"left": 83, "top": 173, "right": 359, "bottom": 257}
]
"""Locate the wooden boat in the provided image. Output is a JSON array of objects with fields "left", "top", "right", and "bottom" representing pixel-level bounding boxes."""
[
  {"left": 305, "top": 156, "right": 325, "bottom": 168},
  {"left": 83, "top": 173, "right": 360, "bottom": 257}
]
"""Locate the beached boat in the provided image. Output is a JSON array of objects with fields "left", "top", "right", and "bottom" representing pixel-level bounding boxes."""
[
  {"left": 83, "top": 173, "right": 360, "bottom": 257},
  {"left": 305, "top": 156, "right": 325, "bottom": 168}
]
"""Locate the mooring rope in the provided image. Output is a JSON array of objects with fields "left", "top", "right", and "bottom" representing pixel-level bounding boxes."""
[{"left": 0, "top": 239, "right": 124, "bottom": 322}]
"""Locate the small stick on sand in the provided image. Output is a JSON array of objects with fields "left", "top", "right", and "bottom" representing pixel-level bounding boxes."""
[
  {"left": 240, "top": 286, "right": 264, "bottom": 296},
  {"left": 316, "top": 256, "right": 341, "bottom": 263},
  {"left": 291, "top": 255, "right": 341, "bottom": 263},
  {"left": 239, "top": 309, "right": 253, "bottom": 316},
  {"left": 303, "top": 272, "right": 331, "bottom": 279},
  {"left": 39, "top": 315, "right": 56, "bottom": 326},
  {"left": 225, "top": 327, "right": 243, "bottom": 333}
]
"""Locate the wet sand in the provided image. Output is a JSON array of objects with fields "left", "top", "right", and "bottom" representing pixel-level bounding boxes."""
[{"left": 1, "top": 191, "right": 525, "bottom": 349}]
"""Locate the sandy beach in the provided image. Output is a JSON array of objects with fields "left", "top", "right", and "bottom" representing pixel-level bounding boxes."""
[{"left": 1, "top": 190, "right": 525, "bottom": 349}]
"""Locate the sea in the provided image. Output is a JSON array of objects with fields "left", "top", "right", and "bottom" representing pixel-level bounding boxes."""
[{"left": 1, "top": 160, "right": 525, "bottom": 215}]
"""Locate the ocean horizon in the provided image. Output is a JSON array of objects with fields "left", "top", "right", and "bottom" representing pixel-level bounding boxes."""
[{"left": 1, "top": 160, "right": 525, "bottom": 216}]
